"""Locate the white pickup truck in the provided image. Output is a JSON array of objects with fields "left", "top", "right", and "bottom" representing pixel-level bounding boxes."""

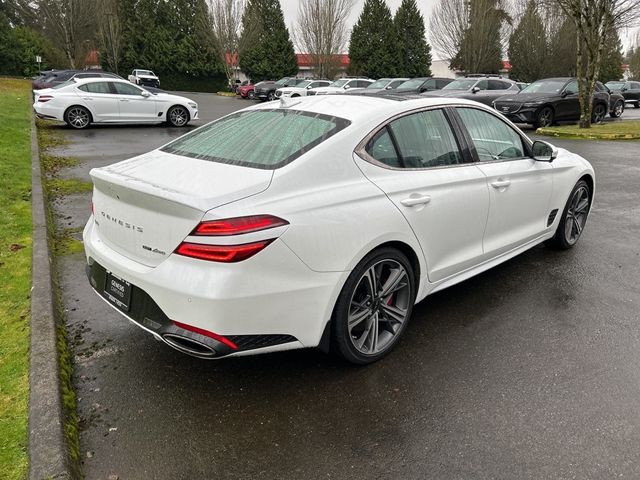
[{"left": 128, "top": 69, "right": 160, "bottom": 88}]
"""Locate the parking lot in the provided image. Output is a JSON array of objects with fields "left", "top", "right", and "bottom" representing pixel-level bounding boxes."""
[{"left": 48, "top": 93, "right": 640, "bottom": 479}]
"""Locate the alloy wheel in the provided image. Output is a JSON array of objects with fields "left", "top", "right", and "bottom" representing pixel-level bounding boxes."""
[
  {"left": 347, "top": 259, "right": 411, "bottom": 356},
  {"left": 564, "top": 185, "right": 590, "bottom": 245},
  {"left": 67, "top": 107, "right": 90, "bottom": 128},
  {"left": 169, "top": 107, "right": 188, "bottom": 127},
  {"left": 613, "top": 101, "right": 624, "bottom": 117},
  {"left": 537, "top": 108, "right": 553, "bottom": 128},
  {"left": 592, "top": 104, "right": 606, "bottom": 123}
]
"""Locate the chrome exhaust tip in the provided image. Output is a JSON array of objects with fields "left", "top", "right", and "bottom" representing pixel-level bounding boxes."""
[{"left": 162, "top": 334, "right": 218, "bottom": 359}]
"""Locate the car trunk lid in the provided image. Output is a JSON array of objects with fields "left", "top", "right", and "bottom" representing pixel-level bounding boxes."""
[{"left": 90, "top": 150, "right": 273, "bottom": 267}]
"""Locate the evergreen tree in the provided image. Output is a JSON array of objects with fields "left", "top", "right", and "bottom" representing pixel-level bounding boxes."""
[
  {"left": 394, "top": 0, "right": 431, "bottom": 77},
  {"left": 546, "top": 18, "right": 577, "bottom": 77},
  {"left": 508, "top": 0, "right": 546, "bottom": 82},
  {"left": 599, "top": 26, "right": 624, "bottom": 83},
  {"left": 451, "top": 0, "right": 508, "bottom": 74},
  {"left": 348, "top": 0, "right": 398, "bottom": 78},
  {"left": 238, "top": 0, "right": 297, "bottom": 81},
  {"left": 630, "top": 47, "right": 640, "bottom": 80}
]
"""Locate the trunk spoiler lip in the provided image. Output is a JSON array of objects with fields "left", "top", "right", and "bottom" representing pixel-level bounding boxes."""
[{"left": 89, "top": 163, "right": 275, "bottom": 213}]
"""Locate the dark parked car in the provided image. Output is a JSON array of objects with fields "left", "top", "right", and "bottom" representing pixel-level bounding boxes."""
[
  {"left": 596, "top": 81, "right": 624, "bottom": 118},
  {"left": 422, "top": 76, "right": 519, "bottom": 106},
  {"left": 33, "top": 70, "right": 122, "bottom": 90},
  {"left": 605, "top": 80, "right": 640, "bottom": 108},
  {"left": 392, "top": 77, "right": 453, "bottom": 94},
  {"left": 493, "top": 77, "right": 610, "bottom": 128},
  {"left": 255, "top": 77, "right": 307, "bottom": 101}
]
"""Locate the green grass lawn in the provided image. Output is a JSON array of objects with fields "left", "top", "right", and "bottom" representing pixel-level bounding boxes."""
[
  {"left": 538, "top": 120, "right": 640, "bottom": 139},
  {"left": 0, "top": 78, "right": 33, "bottom": 480}
]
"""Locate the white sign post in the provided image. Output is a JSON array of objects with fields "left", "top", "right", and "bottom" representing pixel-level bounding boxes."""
[{"left": 35, "top": 55, "right": 42, "bottom": 72}]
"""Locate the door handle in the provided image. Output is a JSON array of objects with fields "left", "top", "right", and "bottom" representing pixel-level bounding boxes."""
[
  {"left": 491, "top": 179, "right": 511, "bottom": 189},
  {"left": 82, "top": 97, "right": 93, "bottom": 100},
  {"left": 400, "top": 195, "right": 431, "bottom": 207},
  {"left": 120, "top": 99, "right": 129, "bottom": 102}
]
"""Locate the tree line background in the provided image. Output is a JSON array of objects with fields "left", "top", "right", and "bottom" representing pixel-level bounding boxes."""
[{"left": 1, "top": 0, "right": 640, "bottom": 91}]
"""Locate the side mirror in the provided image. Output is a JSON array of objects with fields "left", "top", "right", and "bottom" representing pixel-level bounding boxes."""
[
  {"left": 141, "top": 90, "right": 151, "bottom": 97},
  {"left": 621, "top": 86, "right": 628, "bottom": 91},
  {"left": 344, "top": 84, "right": 350, "bottom": 90},
  {"left": 532, "top": 140, "right": 558, "bottom": 162},
  {"left": 385, "top": 85, "right": 393, "bottom": 90},
  {"left": 306, "top": 85, "right": 312, "bottom": 89},
  {"left": 471, "top": 86, "right": 480, "bottom": 94}
]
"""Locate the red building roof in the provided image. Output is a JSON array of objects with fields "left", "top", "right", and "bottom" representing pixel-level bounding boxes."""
[{"left": 296, "top": 54, "right": 349, "bottom": 68}]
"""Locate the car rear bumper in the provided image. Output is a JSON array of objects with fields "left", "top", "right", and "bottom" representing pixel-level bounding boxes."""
[
  {"left": 83, "top": 217, "right": 343, "bottom": 357},
  {"left": 33, "top": 103, "right": 63, "bottom": 121}
]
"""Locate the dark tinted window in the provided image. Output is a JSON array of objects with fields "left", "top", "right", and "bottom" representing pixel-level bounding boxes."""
[
  {"left": 564, "top": 81, "right": 578, "bottom": 94},
  {"left": 78, "top": 82, "right": 113, "bottom": 94},
  {"left": 436, "top": 79, "right": 451, "bottom": 89},
  {"left": 113, "top": 82, "right": 144, "bottom": 95},
  {"left": 366, "top": 129, "right": 400, "bottom": 168},
  {"left": 75, "top": 73, "right": 100, "bottom": 79},
  {"left": 422, "top": 79, "right": 437, "bottom": 90},
  {"left": 457, "top": 108, "right": 525, "bottom": 161},
  {"left": 632, "top": 82, "right": 640, "bottom": 89},
  {"left": 375, "top": 110, "right": 463, "bottom": 168},
  {"left": 388, "top": 80, "right": 406, "bottom": 89},
  {"left": 162, "top": 109, "right": 350, "bottom": 169}
]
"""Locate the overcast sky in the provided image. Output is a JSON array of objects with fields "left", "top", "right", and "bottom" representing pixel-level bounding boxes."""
[{"left": 278, "top": 0, "right": 637, "bottom": 56}]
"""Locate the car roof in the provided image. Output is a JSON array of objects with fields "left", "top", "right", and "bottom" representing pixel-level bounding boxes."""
[
  {"left": 70, "top": 77, "right": 135, "bottom": 86},
  {"left": 247, "top": 94, "right": 493, "bottom": 124}
]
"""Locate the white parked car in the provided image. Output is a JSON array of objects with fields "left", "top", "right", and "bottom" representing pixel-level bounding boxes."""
[
  {"left": 275, "top": 80, "right": 332, "bottom": 98},
  {"left": 33, "top": 78, "right": 198, "bottom": 129},
  {"left": 84, "top": 96, "right": 594, "bottom": 364},
  {"left": 128, "top": 69, "right": 160, "bottom": 88},
  {"left": 307, "top": 78, "right": 374, "bottom": 95}
]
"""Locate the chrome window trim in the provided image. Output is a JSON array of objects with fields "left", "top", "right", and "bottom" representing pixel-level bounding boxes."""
[{"left": 355, "top": 103, "right": 534, "bottom": 172}]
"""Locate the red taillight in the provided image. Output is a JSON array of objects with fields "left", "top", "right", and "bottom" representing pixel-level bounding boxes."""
[
  {"left": 37, "top": 95, "right": 54, "bottom": 103},
  {"left": 175, "top": 239, "right": 273, "bottom": 263},
  {"left": 192, "top": 215, "right": 288, "bottom": 236},
  {"left": 173, "top": 321, "right": 238, "bottom": 350}
]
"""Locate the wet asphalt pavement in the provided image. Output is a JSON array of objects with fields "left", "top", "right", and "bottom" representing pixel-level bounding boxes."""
[{"left": 46, "top": 93, "right": 640, "bottom": 479}]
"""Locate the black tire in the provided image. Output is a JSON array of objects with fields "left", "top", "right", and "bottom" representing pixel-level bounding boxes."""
[
  {"left": 247, "top": 90, "right": 256, "bottom": 100},
  {"left": 635, "top": 101, "right": 640, "bottom": 109},
  {"left": 331, "top": 247, "right": 416, "bottom": 365},
  {"left": 291, "top": 93, "right": 300, "bottom": 98},
  {"left": 610, "top": 100, "right": 624, "bottom": 118},
  {"left": 267, "top": 91, "right": 276, "bottom": 101},
  {"left": 534, "top": 106, "right": 554, "bottom": 128},
  {"left": 167, "top": 105, "right": 190, "bottom": 127},
  {"left": 547, "top": 179, "right": 591, "bottom": 250},
  {"left": 64, "top": 105, "right": 92, "bottom": 129},
  {"left": 591, "top": 103, "right": 606, "bottom": 123}
]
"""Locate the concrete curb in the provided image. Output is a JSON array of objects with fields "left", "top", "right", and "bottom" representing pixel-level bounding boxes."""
[
  {"left": 537, "top": 127, "right": 640, "bottom": 140},
  {"left": 28, "top": 115, "right": 72, "bottom": 480}
]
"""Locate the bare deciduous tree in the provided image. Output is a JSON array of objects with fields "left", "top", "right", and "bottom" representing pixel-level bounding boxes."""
[
  {"left": 36, "top": 0, "right": 94, "bottom": 68},
  {"left": 98, "top": 0, "right": 121, "bottom": 73},
  {"left": 293, "top": 0, "right": 355, "bottom": 79},
  {"left": 430, "top": 0, "right": 510, "bottom": 73},
  {"left": 545, "top": 0, "right": 640, "bottom": 127},
  {"left": 208, "top": 0, "right": 245, "bottom": 85}
]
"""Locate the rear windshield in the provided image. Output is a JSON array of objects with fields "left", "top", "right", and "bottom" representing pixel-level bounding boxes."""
[{"left": 161, "top": 109, "right": 351, "bottom": 170}]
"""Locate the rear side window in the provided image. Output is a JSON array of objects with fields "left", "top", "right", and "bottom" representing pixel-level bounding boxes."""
[
  {"left": 365, "top": 109, "right": 463, "bottom": 169},
  {"left": 161, "top": 109, "right": 351, "bottom": 169},
  {"left": 113, "top": 82, "right": 144, "bottom": 95},
  {"left": 78, "top": 82, "right": 112, "bottom": 94}
]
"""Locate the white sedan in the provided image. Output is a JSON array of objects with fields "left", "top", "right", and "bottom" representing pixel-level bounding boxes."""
[
  {"left": 307, "top": 78, "right": 374, "bottom": 95},
  {"left": 275, "top": 79, "right": 332, "bottom": 98},
  {"left": 84, "top": 96, "right": 594, "bottom": 364},
  {"left": 33, "top": 78, "right": 198, "bottom": 129}
]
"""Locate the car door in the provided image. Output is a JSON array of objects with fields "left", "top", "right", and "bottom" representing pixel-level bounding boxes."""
[
  {"left": 353, "top": 108, "right": 490, "bottom": 283},
  {"left": 631, "top": 82, "right": 640, "bottom": 102},
  {"left": 453, "top": 106, "right": 554, "bottom": 257},
  {"left": 76, "top": 81, "right": 120, "bottom": 122},
  {"left": 111, "top": 82, "right": 158, "bottom": 121},
  {"left": 555, "top": 80, "right": 580, "bottom": 119}
]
